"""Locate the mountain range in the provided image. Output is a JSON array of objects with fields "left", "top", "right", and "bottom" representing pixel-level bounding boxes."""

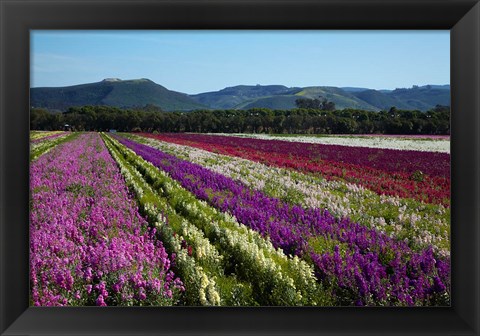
[{"left": 30, "top": 78, "right": 450, "bottom": 112}]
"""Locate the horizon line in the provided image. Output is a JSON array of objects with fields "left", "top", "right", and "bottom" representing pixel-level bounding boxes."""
[{"left": 30, "top": 78, "right": 451, "bottom": 94}]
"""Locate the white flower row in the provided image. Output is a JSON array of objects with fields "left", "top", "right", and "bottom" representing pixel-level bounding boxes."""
[
  {"left": 180, "top": 199, "right": 320, "bottom": 305},
  {"left": 207, "top": 133, "right": 450, "bottom": 153},
  {"left": 103, "top": 134, "right": 222, "bottom": 305},
  {"left": 149, "top": 205, "right": 221, "bottom": 306},
  {"left": 132, "top": 134, "right": 450, "bottom": 257},
  {"left": 30, "top": 133, "right": 73, "bottom": 161},
  {"left": 30, "top": 130, "right": 64, "bottom": 141},
  {"left": 106, "top": 134, "right": 323, "bottom": 305},
  {"left": 151, "top": 209, "right": 222, "bottom": 306}
]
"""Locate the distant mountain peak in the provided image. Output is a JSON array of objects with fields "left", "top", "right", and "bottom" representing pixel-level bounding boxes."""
[
  {"left": 101, "top": 78, "right": 154, "bottom": 83},
  {"left": 133, "top": 78, "right": 154, "bottom": 83},
  {"left": 102, "top": 78, "right": 122, "bottom": 82},
  {"left": 31, "top": 78, "right": 206, "bottom": 111}
]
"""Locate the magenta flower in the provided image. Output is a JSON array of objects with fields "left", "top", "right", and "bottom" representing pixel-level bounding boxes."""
[
  {"left": 96, "top": 295, "right": 107, "bottom": 307},
  {"left": 30, "top": 133, "right": 183, "bottom": 306}
]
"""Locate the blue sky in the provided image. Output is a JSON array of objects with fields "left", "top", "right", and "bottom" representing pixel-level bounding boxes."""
[{"left": 31, "top": 30, "right": 449, "bottom": 94}]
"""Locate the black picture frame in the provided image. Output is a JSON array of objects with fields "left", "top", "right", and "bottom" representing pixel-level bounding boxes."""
[{"left": 1, "top": 0, "right": 479, "bottom": 335}]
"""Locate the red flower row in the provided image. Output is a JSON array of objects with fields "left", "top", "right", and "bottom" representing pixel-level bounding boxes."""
[
  {"left": 140, "top": 133, "right": 450, "bottom": 207},
  {"left": 155, "top": 134, "right": 450, "bottom": 178}
]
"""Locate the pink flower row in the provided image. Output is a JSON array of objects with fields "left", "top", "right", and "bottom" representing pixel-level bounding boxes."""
[{"left": 30, "top": 133, "right": 183, "bottom": 306}]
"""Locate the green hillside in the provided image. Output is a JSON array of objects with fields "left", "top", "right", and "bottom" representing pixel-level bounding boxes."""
[
  {"left": 351, "top": 90, "right": 412, "bottom": 110},
  {"left": 235, "top": 95, "right": 300, "bottom": 109},
  {"left": 388, "top": 86, "right": 451, "bottom": 110},
  {"left": 190, "top": 85, "right": 300, "bottom": 109},
  {"left": 193, "top": 85, "right": 381, "bottom": 111},
  {"left": 293, "top": 87, "right": 380, "bottom": 111},
  {"left": 31, "top": 78, "right": 207, "bottom": 111},
  {"left": 31, "top": 79, "right": 450, "bottom": 112}
]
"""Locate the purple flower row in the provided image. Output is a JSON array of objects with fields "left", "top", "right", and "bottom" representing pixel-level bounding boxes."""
[
  {"left": 117, "top": 136, "right": 450, "bottom": 306},
  {"left": 30, "top": 133, "right": 183, "bottom": 306}
]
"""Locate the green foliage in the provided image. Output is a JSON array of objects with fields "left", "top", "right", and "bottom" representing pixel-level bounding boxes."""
[
  {"left": 295, "top": 96, "right": 336, "bottom": 111},
  {"left": 65, "top": 183, "right": 95, "bottom": 197},
  {"left": 31, "top": 105, "right": 450, "bottom": 135},
  {"left": 411, "top": 170, "right": 425, "bottom": 182}
]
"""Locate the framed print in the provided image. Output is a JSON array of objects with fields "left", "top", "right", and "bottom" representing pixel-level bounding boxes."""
[{"left": 1, "top": 0, "right": 479, "bottom": 335}]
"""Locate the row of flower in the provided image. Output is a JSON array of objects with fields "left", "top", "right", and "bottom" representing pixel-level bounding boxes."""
[
  {"left": 30, "top": 133, "right": 184, "bottom": 306},
  {"left": 31, "top": 132, "right": 323, "bottom": 306},
  {"left": 125, "top": 134, "right": 450, "bottom": 257},
  {"left": 210, "top": 133, "right": 450, "bottom": 153},
  {"left": 30, "top": 131, "right": 68, "bottom": 144},
  {"left": 103, "top": 134, "right": 331, "bottom": 306},
  {"left": 151, "top": 134, "right": 450, "bottom": 177},
  {"left": 114, "top": 134, "right": 450, "bottom": 306},
  {"left": 30, "top": 130, "right": 66, "bottom": 141},
  {"left": 140, "top": 133, "right": 450, "bottom": 206},
  {"left": 30, "top": 131, "right": 450, "bottom": 306},
  {"left": 332, "top": 134, "right": 450, "bottom": 139},
  {"left": 30, "top": 131, "right": 76, "bottom": 161}
]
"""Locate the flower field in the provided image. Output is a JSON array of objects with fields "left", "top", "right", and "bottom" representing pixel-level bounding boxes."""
[
  {"left": 211, "top": 133, "right": 450, "bottom": 153},
  {"left": 30, "top": 130, "right": 66, "bottom": 141},
  {"left": 30, "top": 131, "right": 75, "bottom": 161},
  {"left": 139, "top": 133, "right": 450, "bottom": 206},
  {"left": 30, "top": 133, "right": 184, "bottom": 306},
  {"left": 30, "top": 131, "right": 450, "bottom": 306}
]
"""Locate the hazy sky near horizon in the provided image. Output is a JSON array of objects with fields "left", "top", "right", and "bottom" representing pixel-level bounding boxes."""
[{"left": 31, "top": 30, "right": 449, "bottom": 94}]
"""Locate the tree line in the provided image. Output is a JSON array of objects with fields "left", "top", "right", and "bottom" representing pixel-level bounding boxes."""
[
  {"left": 294, "top": 97, "right": 336, "bottom": 110},
  {"left": 30, "top": 105, "right": 450, "bottom": 135}
]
